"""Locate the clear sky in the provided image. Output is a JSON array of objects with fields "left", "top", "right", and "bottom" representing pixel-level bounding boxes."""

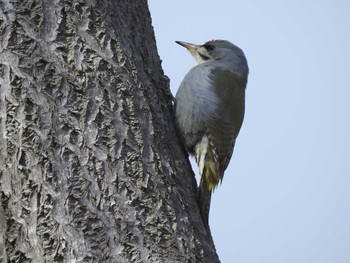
[{"left": 148, "top": 1, "right": 350, "bottom": 262}]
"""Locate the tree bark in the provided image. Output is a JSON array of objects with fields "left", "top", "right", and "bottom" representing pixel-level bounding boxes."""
[{"left": 0, "top": 0, "right": 220, "bottom": 262}]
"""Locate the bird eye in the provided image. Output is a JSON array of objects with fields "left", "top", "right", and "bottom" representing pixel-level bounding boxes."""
[{"left": 204, "top": 45, "right": 215, "bottom": 51}]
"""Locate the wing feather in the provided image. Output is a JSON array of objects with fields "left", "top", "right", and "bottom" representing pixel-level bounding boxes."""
[{"left": 207, "top": 69, "right": 246, "bottom": 179}]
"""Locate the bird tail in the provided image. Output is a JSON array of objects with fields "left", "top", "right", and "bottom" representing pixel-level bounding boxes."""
[
  {"left": 195, "top": 136, "right": 221, "bottom": 227},
  {"left": 198, "top": 175, "right": 212, "bottom": 227}
]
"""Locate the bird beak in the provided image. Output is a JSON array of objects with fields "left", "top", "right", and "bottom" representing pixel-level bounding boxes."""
[{"left": 176, "top": 41, "right": 200, "bottom": 54}]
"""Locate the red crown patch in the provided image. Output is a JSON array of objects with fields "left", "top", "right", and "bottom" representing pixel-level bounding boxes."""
[{"left": 204, "top": 40, "right": 216, "bottom": 45}]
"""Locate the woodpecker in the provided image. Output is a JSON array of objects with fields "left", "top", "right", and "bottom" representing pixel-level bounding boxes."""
[{"left": 174, "top": 40, "right": 249, "bottom": 226}]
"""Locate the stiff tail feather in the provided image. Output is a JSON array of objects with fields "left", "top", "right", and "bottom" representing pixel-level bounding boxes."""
[
  {"left": 195, "top": 135, "right": 221, "bottom": 227},
  {"left": 198, "top": 174, "right": 212, "bottom": 227}
]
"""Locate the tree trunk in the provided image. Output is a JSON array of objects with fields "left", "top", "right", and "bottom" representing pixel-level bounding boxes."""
[{"left": 0, "top": 0, "right": 220, "bottom": 262}]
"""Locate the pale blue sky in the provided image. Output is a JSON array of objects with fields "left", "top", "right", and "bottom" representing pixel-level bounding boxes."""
[{"left": 148, "top": 1, "right": 350, "bottom": 262}]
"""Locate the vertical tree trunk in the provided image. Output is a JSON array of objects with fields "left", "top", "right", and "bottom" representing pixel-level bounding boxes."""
[{"left": 0, "top": 0, "right": 220, "bottom": 262}]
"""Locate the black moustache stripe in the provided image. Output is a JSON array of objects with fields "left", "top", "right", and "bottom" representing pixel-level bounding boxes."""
[{"left": 198, "top": 52, "right": 210, "bottom": 60}]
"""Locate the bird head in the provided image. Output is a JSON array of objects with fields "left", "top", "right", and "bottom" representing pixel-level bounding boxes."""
[
  {"left": 176, "top": 39, "right": 249, "bottom": 77},
  {"left": 176, "top": 39, "right": 245, "bottom": 64}
]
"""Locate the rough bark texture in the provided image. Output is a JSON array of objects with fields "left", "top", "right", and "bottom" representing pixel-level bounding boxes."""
[{"left": 0, "top": 0, "right": 220, "bottom": 262}]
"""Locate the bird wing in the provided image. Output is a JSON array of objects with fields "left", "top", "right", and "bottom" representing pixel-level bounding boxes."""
[{"left": 208, "top": 69, "right": 246, "bottom": 179}]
